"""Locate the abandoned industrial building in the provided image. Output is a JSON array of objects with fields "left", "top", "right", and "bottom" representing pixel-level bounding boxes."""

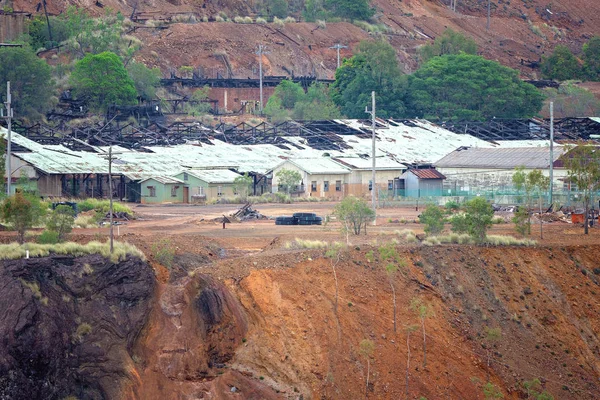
[{"left": 1, "top": 117, "right": 599, "bottom": 203}]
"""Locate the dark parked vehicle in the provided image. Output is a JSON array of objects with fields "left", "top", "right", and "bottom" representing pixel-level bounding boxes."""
[{"left": 275, "top": 213, "right": 322, "bottom": 226}]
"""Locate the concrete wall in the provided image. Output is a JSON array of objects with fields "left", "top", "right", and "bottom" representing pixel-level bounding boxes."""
[
  {"left": 0, "top": 13, "right": 27, "bottom": 42},
  {"left": 208, "top": 87, "right": 276, "bottom": 113},
  {"left": 141, "top": 179, "right": 184, "bottom": 204}
]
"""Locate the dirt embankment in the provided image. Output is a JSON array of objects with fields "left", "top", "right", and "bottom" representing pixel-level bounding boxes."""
[
  {"left": 12, "top": 0, "right": 600, "bottom": 78},
  {"left": 1, "top": 241, "right": 598, "bottom": 399},
  {"left": 130, "top": 241, "right": 600, "bottom": 399},
  {"left": 0, "top": 254, "right": 155, "bottom": 399}
]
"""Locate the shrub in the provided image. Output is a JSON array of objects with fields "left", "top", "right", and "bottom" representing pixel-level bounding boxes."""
[
  {"left": 284, "top": 238, "right": 331, "bottom": 249},
  {"left": 256, "top": 17, "right": 267, "bottom": 24},
  {"left": 333, "top": 196, "right": 375, "bottom": 235},
  {"left": 38, "top": 230, "right": 59, "bottom": 244},
  {"left": 1, "top": 192, "right": 47, "bottom": 244},
  {"left": 151, "top": 238, "right": 175, "bottom": 268},
  {"left": 420, "top": 204, "right": 445, "bottom": 235},
  {"left": 46, "top": 205, "right": 75, "bottom": 241},
  {"left": 74, "top": 215, "right": 98, "bottom": 228},
  {"left": 0, "top": 241, "right": 145, "bottom": 262},
  {"left": 445, "top": 200, "right": 460, "bottom": 212}
]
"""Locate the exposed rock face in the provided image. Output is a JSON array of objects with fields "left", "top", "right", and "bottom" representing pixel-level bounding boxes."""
[{"left": 0, "top": 254, "right": 155, "bottom": 400}]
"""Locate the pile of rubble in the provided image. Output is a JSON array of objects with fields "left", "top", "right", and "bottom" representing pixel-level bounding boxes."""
[
  {"left": 222, "top": 203, "right": 268, "bottom": 223},
  {"left": 533, "top": 211, "right": 569, "bottom": 223}
]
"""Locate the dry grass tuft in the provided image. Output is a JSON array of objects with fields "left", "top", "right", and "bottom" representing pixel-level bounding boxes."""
[{"left": 0, "top": 241, "right": 146, "bottom": 263}]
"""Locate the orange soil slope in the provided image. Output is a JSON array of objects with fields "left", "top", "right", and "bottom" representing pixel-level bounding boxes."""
[{"left": 131, "top": 243, "right": 600, "bottom": 399}]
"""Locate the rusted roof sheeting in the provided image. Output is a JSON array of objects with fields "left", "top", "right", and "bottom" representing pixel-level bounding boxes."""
[{"left": 410, "top": 169, "right": 446, "bottom": 179}]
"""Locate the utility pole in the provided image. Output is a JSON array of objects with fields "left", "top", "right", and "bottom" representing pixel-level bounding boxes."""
[
  {"left": 549, "top": 101, "right": 554, "bottom": 206},
  {"left": 2, "top": 82, "right": 13, "bottom": 196},
  {"left": 365, "top": 91, "right": 377, "bottom": 223},
  {"left": 256, "top": 45, "right": 270, "bottom": 114},
  {"left": 486, "top": 0, "right": 491, "bottom": 30},
  {"left": 99, "top": 145, "right": 122, "bottom": 254},
  {"left": 329, "top": 43, "right": 348, "bottom": 69}
]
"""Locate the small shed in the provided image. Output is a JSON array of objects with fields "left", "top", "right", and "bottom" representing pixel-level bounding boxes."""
[
  {"left": 174, "top": 169, "right": 241, "bottom": 201},
  {"left": 397, "top": 168, "right": 446, "bottom": 198},
  {"left": 140, "top": 176, "right": 185, "bottom": 204}
]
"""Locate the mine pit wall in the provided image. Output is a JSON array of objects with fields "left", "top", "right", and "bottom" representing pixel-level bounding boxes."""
[
  {"left": 0, "top": 13, "right": 28, "bottom": 42},
  {"left": 2, "top": 244, "right": 600, "bottom": 399}
]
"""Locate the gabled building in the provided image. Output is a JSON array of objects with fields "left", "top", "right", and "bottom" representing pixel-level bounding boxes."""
[{"left": 271, "top": 158, "right": 351, "bottom": 199}]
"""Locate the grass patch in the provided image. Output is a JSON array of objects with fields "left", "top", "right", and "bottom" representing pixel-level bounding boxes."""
[
  {"left": 0, "top": 241, "right": 146, "bottom": 263},
  {"left": 74, "top": 215, "right": 98, "bottom": 228},
  {"left": 423, "top": 234, "right": 536, "bottom": 246},
  {"left": 284, "top": 238, "right": 331, "bottom": 249},
  {"left": 395, "top": 229, "right": 418, "bottom": 243},
  {"left": 77, "top": 199, "right": 132, "bottom": 215}
]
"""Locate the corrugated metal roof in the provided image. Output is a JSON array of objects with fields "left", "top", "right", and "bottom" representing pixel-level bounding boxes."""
[
  {"left": 279, "top": 158, "right": 351, "bottom": 175},
  {"left": 336, "top": 119, "right": 495, "bottom": 164},
  {"left": 410, "top": 169, "right": 446, "bottom": 179},
  {"left": 333, "top": 156, "right": 406, "bottom": 170},
  {"left": 185, "top": 169, "right": 241, "bottom": 184},
  {"left": 435, "top": 146, "right": 565, "bottom": 169},
  {"left": 2, "top": 120, "right": 563, "bottom": 180},
  {"left": 590, "top": 117, "right": 600, "bottom": 124},
  {"left": 140, "top": 176, "right": 184, "bottom": 184}
]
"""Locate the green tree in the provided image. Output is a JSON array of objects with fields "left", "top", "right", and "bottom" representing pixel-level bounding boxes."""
[
  {"left": 0, "top": 46, "right": 54, "bottom": 121},
  {"left": 70, "top": 51, "right": 137, "bottom": 112},
  {"left": 27, "top": 15, "right": 72, "bottom": 50},
  {"left": 542, "top": 84, "right": 600, "bottom": 118},
  {"left": 185, "top": 86, "right": 212, "bottom": 117},
  {"left": 127, "top": 61, "right": 161, "bottom": 101},
  {"left": 303, "top": 0, "right": 326, "bottom": 22},
  {"left": 331, "top": 39, "right": 407, "bottom": 118},
  {"left": 292, "top": 83, "right": 341, "bottom": 120},
  {"left": 272, "top": 80, "right": 304, "bottom": 108},
  {"left": 261, "top": 0, "right": 289, "bottom": 18},
  {"left": 419, "top": 204, "right": 445, "bottom": 235},
  {"left": 333, "top": 196, "right": 375, "bottom": 236},
  {"left": 407, "top": 54, "right": 544, "bottom": 120},
  {"left": 541, "top": 45, "right": 582, "bottom": 81},
  {"left": 379, "top": 243, "right": 405, "bottom": 332},
  {"left": 46, "top": 205, "right": 75, "bottom": 241},
  {"left": 62, "top": 7, "right": 134, "bottom": 60},
  {"left": 463, "top": 197, "right": 494, "bottom": 242},
  {"left": 484, "top": 327, "right": 502, "bottom": 382},
  {"left": 410, "top": 297, "right": 433, "bottom": 368},
  {"left": 419, "top": 28, "right": 477, "bottom": 63},
  {"left": 582, "top": 36, "right": 600, "bottom": 81},
  {"left": 359, "top": 339, "right": 375, "bottom": 398},
  {"left": 562, "top": 142, "right": 600, "bottom": 235},
  {"left": 275, "top": 168, "right": 302, "bottom": 194},
  {"left": 233, "top": 173, "right": 253, "bottom": 199},
  {"left": 512, "top": 167, "right": 549, "bottom": 238},
  {"left": 1, "top": 192, "right": 46, "bottom": 244},
  {"left": 264, "top": 96, "right": 291, "bottom": 122},
  {"left": 325, "top": 0, "right": 374, "bottom": 21},
  {"left": 325, "top": 242, "right": 344, "bottom": 315}
]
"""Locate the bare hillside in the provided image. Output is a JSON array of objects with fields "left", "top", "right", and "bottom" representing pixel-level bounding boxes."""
[{"left": 12, "top": 0, "right": 600, "bottom": 78}]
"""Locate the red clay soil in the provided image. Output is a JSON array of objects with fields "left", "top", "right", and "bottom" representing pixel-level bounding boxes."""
[{"left": 12, "top": 0, "right": 600, "bottom": 78}]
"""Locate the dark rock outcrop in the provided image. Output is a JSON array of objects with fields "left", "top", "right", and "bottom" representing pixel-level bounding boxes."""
[{"left": 0, "top": 254, "right": 155, "bottom": 400}]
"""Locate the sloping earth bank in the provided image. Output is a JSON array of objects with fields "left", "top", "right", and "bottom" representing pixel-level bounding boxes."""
[
  {"left": 1, "top": 242, "right": 599, "bottom": 399},
  {"left": 14, "top": 0, "right": 600, "bottom": 78}
]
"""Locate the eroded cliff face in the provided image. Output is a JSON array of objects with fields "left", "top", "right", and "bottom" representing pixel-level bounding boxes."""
[
  {"left": 2, "top": 244, "right": 599, "bottom": 400},
  {"left": 0, "top": 254, "right": 155, "bottom": 400}
]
